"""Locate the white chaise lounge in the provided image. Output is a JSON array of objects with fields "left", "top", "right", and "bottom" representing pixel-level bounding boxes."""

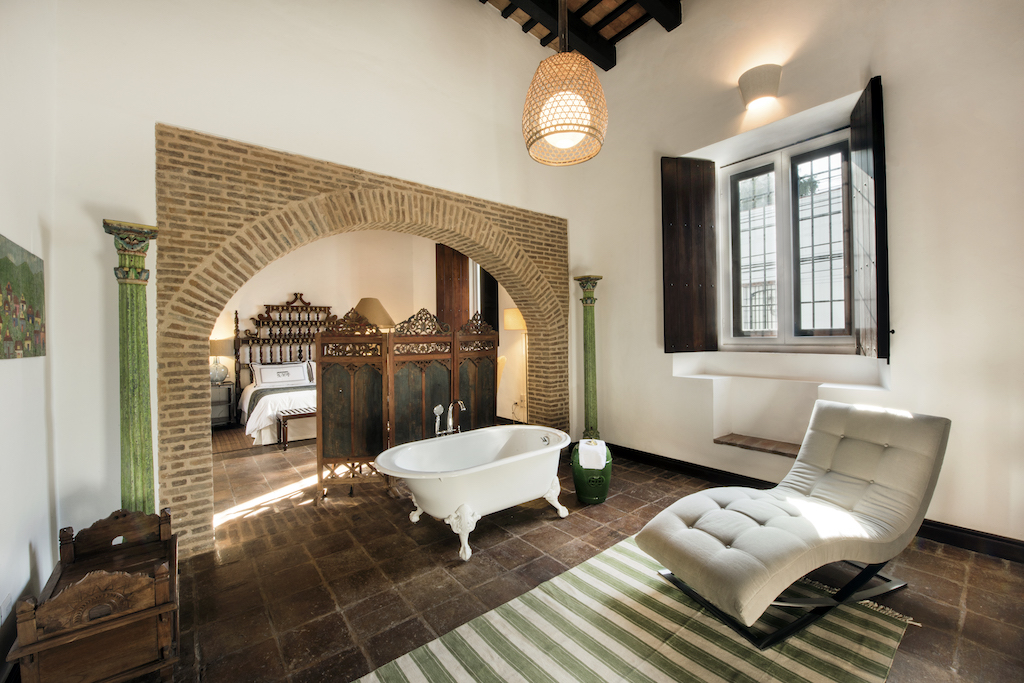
[{"left": 636, "top": 400, "right": 951, "bottom": 649}]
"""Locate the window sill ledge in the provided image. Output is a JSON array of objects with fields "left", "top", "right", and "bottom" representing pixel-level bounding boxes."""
[
  {"left": 714, "top": 433, "right": 800, "bottom": 459},
  {"left": 673, "top": 352, "right": 890, "bottom": 389}
]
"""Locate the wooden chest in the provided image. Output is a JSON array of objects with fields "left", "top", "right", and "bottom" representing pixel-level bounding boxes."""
[{"left": 6, "top": 509, "right": 178, "bottom": 683}]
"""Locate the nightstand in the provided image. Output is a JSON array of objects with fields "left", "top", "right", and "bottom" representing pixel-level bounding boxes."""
[{"left": 211, "top": 381, "right": 235, "bottom": 427}]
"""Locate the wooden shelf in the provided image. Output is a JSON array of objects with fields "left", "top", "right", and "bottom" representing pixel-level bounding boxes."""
[{"left": 714, "top": 433, "right": 800, "bottom": 459}]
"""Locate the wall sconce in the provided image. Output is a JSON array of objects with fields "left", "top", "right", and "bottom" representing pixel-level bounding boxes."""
[
  {"left": 738, "top": 64, "right": 783, "bottom": 109},
  {"left": 209, "top": 338, "right": 234, "bottom": 383},
  {"left": 503, "top": 308, "right": 526, "bottom": 332},
  {"left": 354, "top": 297, "right": 395, "bottom": 332},
  {"left": 503, "top": 308, "right": 528, "bottom": 422}
]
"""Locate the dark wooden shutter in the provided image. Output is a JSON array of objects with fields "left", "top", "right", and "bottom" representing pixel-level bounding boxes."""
[
  {"left": 662, "top": 157, "right": 718, "bottom": 352},
  {"left": 850, "top": 76, "right": 891, "bottom": 360}
]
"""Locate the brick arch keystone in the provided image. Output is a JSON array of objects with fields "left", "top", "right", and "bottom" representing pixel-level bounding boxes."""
[{"left": 155, "top": 126, "right": 569, "bottom": 556}]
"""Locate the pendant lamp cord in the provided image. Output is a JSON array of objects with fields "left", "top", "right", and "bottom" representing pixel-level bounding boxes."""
[{"left": 558, "top": 0, "right": 568, "bottom": 53}]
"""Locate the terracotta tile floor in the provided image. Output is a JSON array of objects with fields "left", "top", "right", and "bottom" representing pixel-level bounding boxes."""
[{"left": 168, "top": 431, "right": 1024, "bottom": 682}]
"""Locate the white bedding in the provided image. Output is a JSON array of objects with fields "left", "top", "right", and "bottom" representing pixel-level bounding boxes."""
[{"left": 238, "top": 383, "right": 317, "bottom": 444}]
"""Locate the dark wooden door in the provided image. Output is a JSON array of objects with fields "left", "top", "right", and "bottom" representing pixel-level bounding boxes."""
[{"left": 436, "top": 244, "right": 470, "bottom": 330}]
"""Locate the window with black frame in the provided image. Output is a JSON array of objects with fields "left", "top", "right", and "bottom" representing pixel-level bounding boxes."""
[
  {"left": 724, "top": 132, "right": 854, "bottom": 350},
  {"left": 731, "top": 164, "right": 778, "bottom": 337},
  {"left": 791, "top": 142, "right": 851, "bottom": 336}
]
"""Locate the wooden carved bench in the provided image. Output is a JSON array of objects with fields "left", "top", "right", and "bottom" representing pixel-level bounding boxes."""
[
  {"left": 6, "top": 508, "right": 179, "bottom": 683},
  {"left": 278, "top": 407, "right": 316, "bottom": 450}
]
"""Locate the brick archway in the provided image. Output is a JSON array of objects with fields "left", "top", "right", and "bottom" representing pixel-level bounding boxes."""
[{"left": 155, "top": 125, "right": 569, "bottom": 555}]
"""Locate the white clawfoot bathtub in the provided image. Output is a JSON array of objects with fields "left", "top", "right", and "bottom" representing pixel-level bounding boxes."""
[{"left": 374, "top": 424, "right": 571, "bottom": 560}]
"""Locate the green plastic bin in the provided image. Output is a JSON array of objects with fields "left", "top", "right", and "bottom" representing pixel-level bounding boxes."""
[{"left": 571, "top": 440, "right": 612, "bottom": 505}]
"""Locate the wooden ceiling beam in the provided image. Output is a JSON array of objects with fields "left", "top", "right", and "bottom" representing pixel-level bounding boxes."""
[
  {"left": 610, "top": 13, "right": 653, "bottom": 45},
  {"left": 592, "top": 0, "right": 637, "bottom": 33},
  {"left": 480, "top": 0, "right": 683, "bottom": 70},
  {"left": 576, "top": 0, "right": 604, "bottom": 19},
  {"left": 513, "top": 0, "right": 617, "bottom": 71},
  {"left": 634, "top": 0, "right": 682, "bottom": 31}
]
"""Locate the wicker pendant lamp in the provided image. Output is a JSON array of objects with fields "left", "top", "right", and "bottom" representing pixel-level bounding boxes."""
[{"left": 522, "top": 0, "right": 608, "bottom": 166}]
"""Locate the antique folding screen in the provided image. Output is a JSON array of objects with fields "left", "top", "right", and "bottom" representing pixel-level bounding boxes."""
[
  {"left": 315, "top": 310, "right": 388, "bottom": 498},
  {"left": 456, "top": 313, "right": 498, "bottom": 431},
  {"left": 316, "top": 308, "right": 498, "bottom": 498},
  {"left": 388, "top": 309, "right": 454, "bottom": 446}
]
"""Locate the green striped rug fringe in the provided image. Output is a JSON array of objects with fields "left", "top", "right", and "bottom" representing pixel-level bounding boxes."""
[{"left": 359, "top": 537, "right": 910, "bottom": 683}]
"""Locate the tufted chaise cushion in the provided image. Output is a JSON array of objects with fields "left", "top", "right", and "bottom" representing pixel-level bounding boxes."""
[{"left": 635, "top": 400, "right": 951, "bottom": 627}]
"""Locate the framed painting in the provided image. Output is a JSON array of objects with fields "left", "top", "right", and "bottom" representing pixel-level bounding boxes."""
[{"left": 0, "top": 234, "right": 45, "bottom": 359}]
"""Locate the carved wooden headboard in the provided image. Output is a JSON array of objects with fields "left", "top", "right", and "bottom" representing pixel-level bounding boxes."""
[{"left": 234, "top": 293, "right": 338, "bottom": 387}]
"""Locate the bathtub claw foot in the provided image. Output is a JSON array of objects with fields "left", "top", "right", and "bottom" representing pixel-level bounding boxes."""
[
  {"left": 409, "top": 494, "right": 423, "bottom": 523},
  {"left": 545, "top": 476, "right": 569, "bottom": 518},
  {"left": 445, "top": 504, "right": 480, "bottom": 561}
]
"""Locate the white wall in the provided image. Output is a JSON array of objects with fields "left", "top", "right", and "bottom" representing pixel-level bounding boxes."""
[
  {"left": 5, "top": 3, "right": 1022, "bottom": 642},
  {"left": 563, "top": 0, "right": 1024, "bottom": 540},
  {"left": 0, "top": 0, "right": 58, "bottom": 664}
]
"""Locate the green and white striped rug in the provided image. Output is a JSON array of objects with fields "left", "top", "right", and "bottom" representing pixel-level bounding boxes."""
[{"left": 360, "top": 537, "right": 908, "bottom": 683}]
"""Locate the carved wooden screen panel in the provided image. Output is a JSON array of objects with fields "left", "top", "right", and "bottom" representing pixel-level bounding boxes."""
[
  {"left": 315, "top": 310, "right": 387, "bottom": 497},
  {"left": 456, "top": 313, "right": 498, "bottom": 431},
  {"left": 389, "top": 309, "right": 453, "bottom": 446}
]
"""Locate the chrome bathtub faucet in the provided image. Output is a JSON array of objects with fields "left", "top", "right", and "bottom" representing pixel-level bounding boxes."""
[
  {"left": 434, "top": 404, "right": 445, "bottom": 437},
  {"left": 434, "top": 401, "right": 466, "bottom": 436},
  {"left": 448, "top": 401, "right": 466, "bottom": 434}
]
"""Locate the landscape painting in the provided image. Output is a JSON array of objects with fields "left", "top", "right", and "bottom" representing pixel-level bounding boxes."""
[{"left": 0, "top": 233, "right": 46, "bottom": 359}]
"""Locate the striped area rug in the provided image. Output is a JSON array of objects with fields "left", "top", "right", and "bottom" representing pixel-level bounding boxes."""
[{"left": 360, "top": 538, "right": 908, "bottom": 683}]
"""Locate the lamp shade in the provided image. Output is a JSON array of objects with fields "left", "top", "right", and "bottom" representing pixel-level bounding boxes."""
[
  {"left": 354, "top": 298, "right": 395, "bottom": 331},
  {"left": 503, "top": 308, "right": 527, "bottom": 331},
  {"left": 522, "top": 51, "right": 608, "bottom": 166},
  {"left": 738, "top": 64, "right": 783, "bottom": 109},
  {"left": 209, "top": 338, "right": 234, "bottom": 357}
]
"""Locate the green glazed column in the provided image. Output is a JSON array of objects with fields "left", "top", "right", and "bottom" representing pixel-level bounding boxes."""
[
  {"left": 574, "top": 275, "right": 602, "bottom": 440},
  {"left": 103, "top": 220, "right": 158, "bottom": 514}
]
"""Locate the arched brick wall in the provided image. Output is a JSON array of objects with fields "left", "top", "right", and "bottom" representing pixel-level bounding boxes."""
[{"left": 155, "top": 125, "right": 569, "bottom": 555}]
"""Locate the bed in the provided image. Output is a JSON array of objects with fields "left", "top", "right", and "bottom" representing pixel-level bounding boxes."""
[
  {"left": 238, "top": 361, "right": 318, "bottom": 445},
  {"left": 234, "top": 293, "right": 337, "bottom": 446}
]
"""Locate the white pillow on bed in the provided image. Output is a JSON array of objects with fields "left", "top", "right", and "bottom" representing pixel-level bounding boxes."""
[
  {"left": 307, "top": 361, "right": 317, "bottom": 384},
  {"left": 251, "top": 362, "right": 313, "bottom": 388}
]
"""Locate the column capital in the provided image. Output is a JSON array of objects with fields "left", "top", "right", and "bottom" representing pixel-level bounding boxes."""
[
  {"left": 104, "top": 220, "right": 158, "bottom": 284},
  {"left": 574, "top": 275, "right": 602, "bottom": 306}
]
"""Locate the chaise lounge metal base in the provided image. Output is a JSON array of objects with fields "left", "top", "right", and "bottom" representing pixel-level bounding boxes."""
[
  {"left": 658, "top": 561, "right": 906, "bottom": 650},
  {"left": 636, "top": 400, "right": 950, "bottom": 651}
]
